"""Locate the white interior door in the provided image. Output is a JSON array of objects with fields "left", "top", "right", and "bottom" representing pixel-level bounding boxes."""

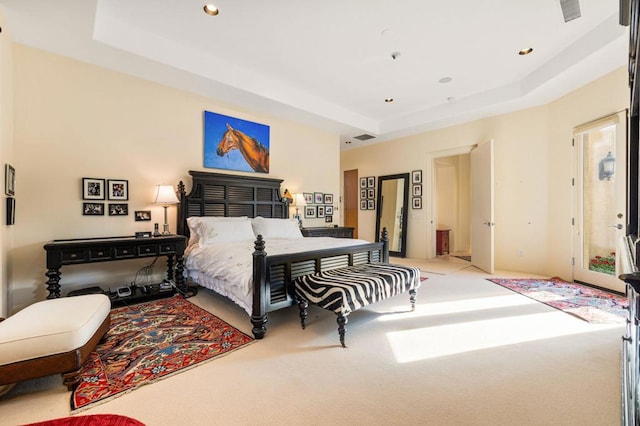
[
  {"left": 471, "top": 140, "right": 495, "bottom": 273},
  {"left": 572, "top": 112, "right": 626, "bottom": 293}
]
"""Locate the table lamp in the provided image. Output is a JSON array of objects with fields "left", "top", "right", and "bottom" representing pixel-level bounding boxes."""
[
  {"left": 154, "top": 184, "right": 179, "bottom": 235},
  {"left": 293, "top": 193, "right": 306, "bottom": 228}
]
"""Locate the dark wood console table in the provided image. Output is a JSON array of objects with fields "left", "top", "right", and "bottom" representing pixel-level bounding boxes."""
[
  {"left": 301, "top": 226, "right": 354, "bottom": 238},
  {"left": 43, "top": 235, "right": 187, "bottom": 299}
]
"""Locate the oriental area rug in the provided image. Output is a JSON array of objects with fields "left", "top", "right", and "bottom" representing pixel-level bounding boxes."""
[
  {"left": 487, "top": 277, "right": 627, "bottom": 324},
  {"left": 71, "top": 296, "right": 254, "bottom": 411}
]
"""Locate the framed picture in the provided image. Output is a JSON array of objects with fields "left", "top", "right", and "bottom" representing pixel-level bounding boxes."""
[
  {"left": 314, "top": 192, "right": 324, "bottom": 204},
  {"left": 107, "top": 179, "right": 128, "bottom": 201},
  {"left": 5, "top": 164, "right": 15, "bottom": 196},
  {"left": 324, "top": 193, "right": 333, "bottom": 204},
  {"left": 317, "top": 205, "right": 325, "bottom": 218},
  {"left": 82, "top": 178, "right": 105, "bottom": 200},
  {"left": 325, "top": 205, "right": 333, "bottom": 215},
  {"left": 6, "top": 197, "right": 15, "bottom": 225},
  {"left": 304, "top": 206, "right": 317, "bottom": 218},
  {"left": 135, "top": 210, "right": 151, "bottom": 221},
  {"left": 360, "top": 189, "right": 367, "bottom": 199},
  {"left": 360, "top": 200, "right": 367, "bottom": 210},
  {"left": 413, "top": 184, "right": 422, "bottom": 197},
  {"left": 83, "top": 202, "right": 104, "bottom": 216},
  {"left": 367, "top": 176, "right": 375, "bottom": 188},
  {"left": 325, "top": 215, "right": 333, "bottom": 223},
  {"left": 203, "top": 110, "right": 270, "bottom": 173},
  {"left": 360, "top": 177, "right": 367, "bottom": 188},
  {"left": 367, "top": 188, "right": 375, "bottom": 199},
  {"left": 412, "top": 170, "right": 422, "bottom": 184},
  {"left": 367, "top": 199, "right": 375, "bottom": 210},
  {"left": 108, "top": 203, "right": 128, "bottom": 216},
  {"left": 303, "top": 192, "right": 313, "bottom": 204},
  {"left": 412, "top": 197, "right": 422, "bottom": 209}
]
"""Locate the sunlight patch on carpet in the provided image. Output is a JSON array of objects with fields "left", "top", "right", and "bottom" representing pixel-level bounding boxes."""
[
  {"left": 378, "top": 294, "right": 538, "bottom": 322},
  {"left": 387, "top": 312, "right": 620, "bottom": 363},
  {"left": 71, "top": 296, "right": 254, "bottom": 411}
]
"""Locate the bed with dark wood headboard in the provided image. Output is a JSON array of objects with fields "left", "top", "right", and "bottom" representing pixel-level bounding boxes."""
[{"left": 177, "top": 170, "right": 389, "bottom": 339}]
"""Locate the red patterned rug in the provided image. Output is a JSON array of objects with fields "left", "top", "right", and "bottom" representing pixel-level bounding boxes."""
[
  {"left": 71, "top": 296, "right": 253, "bottom": 411},
  {"left": 487, "top": 277, "right": 627, "bottom": 324}
]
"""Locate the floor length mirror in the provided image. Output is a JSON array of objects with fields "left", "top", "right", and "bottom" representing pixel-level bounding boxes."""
[{"left": 375, "top": 173, "right": 409, "bottom": 257}]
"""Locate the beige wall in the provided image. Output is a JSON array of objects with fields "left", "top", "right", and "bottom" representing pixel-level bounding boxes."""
[
  {"left": 8, "top": 44, "right": 340, "bottom": 313},
  {"left": 0, "top": 11, "right": 14, "bottom": 318},
  {"left": 341, "top": 66, "right": 627, "bottom": 278}
]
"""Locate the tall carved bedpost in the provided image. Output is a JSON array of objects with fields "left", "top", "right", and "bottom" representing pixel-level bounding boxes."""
[
  {"left": 177, "top": 180, "right": 186, "bottom": 236},
  {"left": 251, "top": 235, "right": 268, "bottom": 339},
  {"left": 381, "top": 227, "right": 390, "bottom": 263}
]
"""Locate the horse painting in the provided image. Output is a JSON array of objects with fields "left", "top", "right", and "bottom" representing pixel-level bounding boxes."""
[{"left": 216, "top": 124, "right": 270, "bottom": 173}]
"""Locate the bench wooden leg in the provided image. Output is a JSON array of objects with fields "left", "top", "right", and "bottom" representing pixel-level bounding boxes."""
[
  {"left": 409, "top": 289, "right": 418, "bottom": 311},
  {"left": 337, "top": 313, "right": 348, "bottom": 348},
  {"left": 298, "top": 298, "right": 309, "bottom": 329}
]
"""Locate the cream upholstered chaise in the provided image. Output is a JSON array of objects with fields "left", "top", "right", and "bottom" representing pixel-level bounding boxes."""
[{"left": 0, "top": 294, "right": 110, "bottom": 393}]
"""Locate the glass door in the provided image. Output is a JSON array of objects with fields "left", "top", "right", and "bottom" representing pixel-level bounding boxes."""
[{"left": 573, "top": 111, "right": 626, "bottom": 293}]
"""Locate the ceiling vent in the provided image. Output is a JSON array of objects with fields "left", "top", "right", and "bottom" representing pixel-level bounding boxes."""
[
  {"left": 353, "top": 134, "right": 376, "bottom": 141},
  {"left": 559, "top": 0, "right": 581, "bottom": 23}
]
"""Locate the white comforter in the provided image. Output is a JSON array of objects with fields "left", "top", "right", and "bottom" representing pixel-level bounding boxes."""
[{"left": 185, "top": 237, "right": 370, "bottom": 315}]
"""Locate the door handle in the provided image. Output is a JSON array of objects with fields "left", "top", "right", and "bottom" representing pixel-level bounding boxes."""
[
  {"left": 608, "top": 224, "right": 623, "bottom": 230},
  {"left": 483, "top": 221, "right": 495, "bottom": 227}
]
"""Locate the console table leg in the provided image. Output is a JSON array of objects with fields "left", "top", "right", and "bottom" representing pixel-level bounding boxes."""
[
  {"left": 165, "top": 254, "right": 175, "bottom": 283},
  {"left": 45, "top": 268, "right": 61, "bottom": 299},
  {"left": 175, "top": 255, "right": 185, "bottom": 290}
]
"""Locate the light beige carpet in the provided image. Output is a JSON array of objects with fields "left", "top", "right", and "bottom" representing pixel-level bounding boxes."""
[
  {"left": 0, "top": 266, "right": 623, "bottom": 425},
  {"left": 392, "top": 256, "right": 471, "bottom": 274}
]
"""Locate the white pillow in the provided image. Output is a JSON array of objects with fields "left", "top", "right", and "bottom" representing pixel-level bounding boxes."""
[
  {"left": 187, "top": 216, "right": 249, "bottom": 245},
  {"left": 251, "top": 217, "right": 303, "bottom": 239},
  {"left": 199, "top": 219, "right": 255, "bottom": 245}
]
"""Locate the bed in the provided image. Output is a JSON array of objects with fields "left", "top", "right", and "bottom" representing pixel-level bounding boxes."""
[{"left": 177, "top": 170, "right": 389, "bottom": 339}]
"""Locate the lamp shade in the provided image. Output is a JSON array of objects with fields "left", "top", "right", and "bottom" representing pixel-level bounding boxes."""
[
  {"left": 293, "top": 193, "right": 306, "bottom": 206},
  {"left": 154, "top": 185, "right": 179, "bottom": 205}
]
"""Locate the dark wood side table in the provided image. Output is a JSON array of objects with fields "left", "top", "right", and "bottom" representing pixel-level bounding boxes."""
[
  {"left": 301, "top": 226, "right": 354, "bottom": 238},
  {"left": 43, "top": 235, "right": 187, "bottom": 300},
  {"left": 436, "top": 229, "right": 450, "bottom": 255}
]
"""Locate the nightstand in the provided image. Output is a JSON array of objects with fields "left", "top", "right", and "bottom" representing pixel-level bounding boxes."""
[{"left": 301, "top": 226, "right": 354, "bottom": 238}]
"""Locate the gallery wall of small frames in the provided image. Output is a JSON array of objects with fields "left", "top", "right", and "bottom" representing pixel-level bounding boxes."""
[
  {"left": 359, "top": 176, "right": 376, "bottom": 210},
  {"left": 81, "top": 177, "right": 135, "bottom": 218},
  {"left": 302, "top": 192, "right": 334, "bottom": 223},
  {"left": 411, "top": 170, "right": 422, "bottom": 209}
]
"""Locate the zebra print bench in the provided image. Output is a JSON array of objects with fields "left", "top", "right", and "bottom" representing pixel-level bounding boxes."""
[{"left": 294, "top": 263, "right": 421, "bottom": 347}]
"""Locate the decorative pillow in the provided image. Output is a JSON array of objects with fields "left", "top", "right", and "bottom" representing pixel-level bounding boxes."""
[
  {"left": 187, "top": 216, "right": 249, "bottom": 246},
  {"left": 251, "top": 217, "right": 303, "bottom": 239},
  {"left": 199, "top": 219, "right": 255, "bottom": 245}
]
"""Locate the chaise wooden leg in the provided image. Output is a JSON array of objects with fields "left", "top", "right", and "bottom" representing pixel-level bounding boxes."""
[
  {"left": 61, "top": 369, "right": 81, "bottom": 391},
  {"left": 298, "top": 298, "right": 309, "bottom": 329},
  {"left": 337, "top": 313, "right": 348, "bottom": 348},
  {"left": 409, "top": 289, "right": 418, "bottom": 311}
]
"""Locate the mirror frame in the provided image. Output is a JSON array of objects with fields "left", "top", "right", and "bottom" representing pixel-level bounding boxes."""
[{"left": 375, "top": 173, "right": 410, "bottom": 258}]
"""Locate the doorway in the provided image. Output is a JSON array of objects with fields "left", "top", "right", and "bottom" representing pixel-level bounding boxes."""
[
  {"left": 572, "top": 111, "right": 626, "bottom": 293},
  {"left": 434, "top": 153, "right": 471, "bottom": 260},
  {"left": 430, "top": 141, "right": 494, "bottom": 273},
  {"left": 344, "top": 169, "right": 359, "bottom": 239}
]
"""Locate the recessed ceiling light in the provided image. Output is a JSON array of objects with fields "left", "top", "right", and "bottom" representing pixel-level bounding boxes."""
[
  {"left": 385, "top": 98, "right": 394, "bottom": 103},
  {"left": 519, "top": 47, "right": 533, "bottom": 56},
  {"left": 439, "top": 77, "right": 453, "bottom": 84},
  {"left": 203, "top": 4, "right": 219, "bottom": 16}
]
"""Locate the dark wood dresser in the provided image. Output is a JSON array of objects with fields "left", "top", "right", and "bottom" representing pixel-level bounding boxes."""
[{"left": 301, "top": 226, "right": 354, "bottom": 238}]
